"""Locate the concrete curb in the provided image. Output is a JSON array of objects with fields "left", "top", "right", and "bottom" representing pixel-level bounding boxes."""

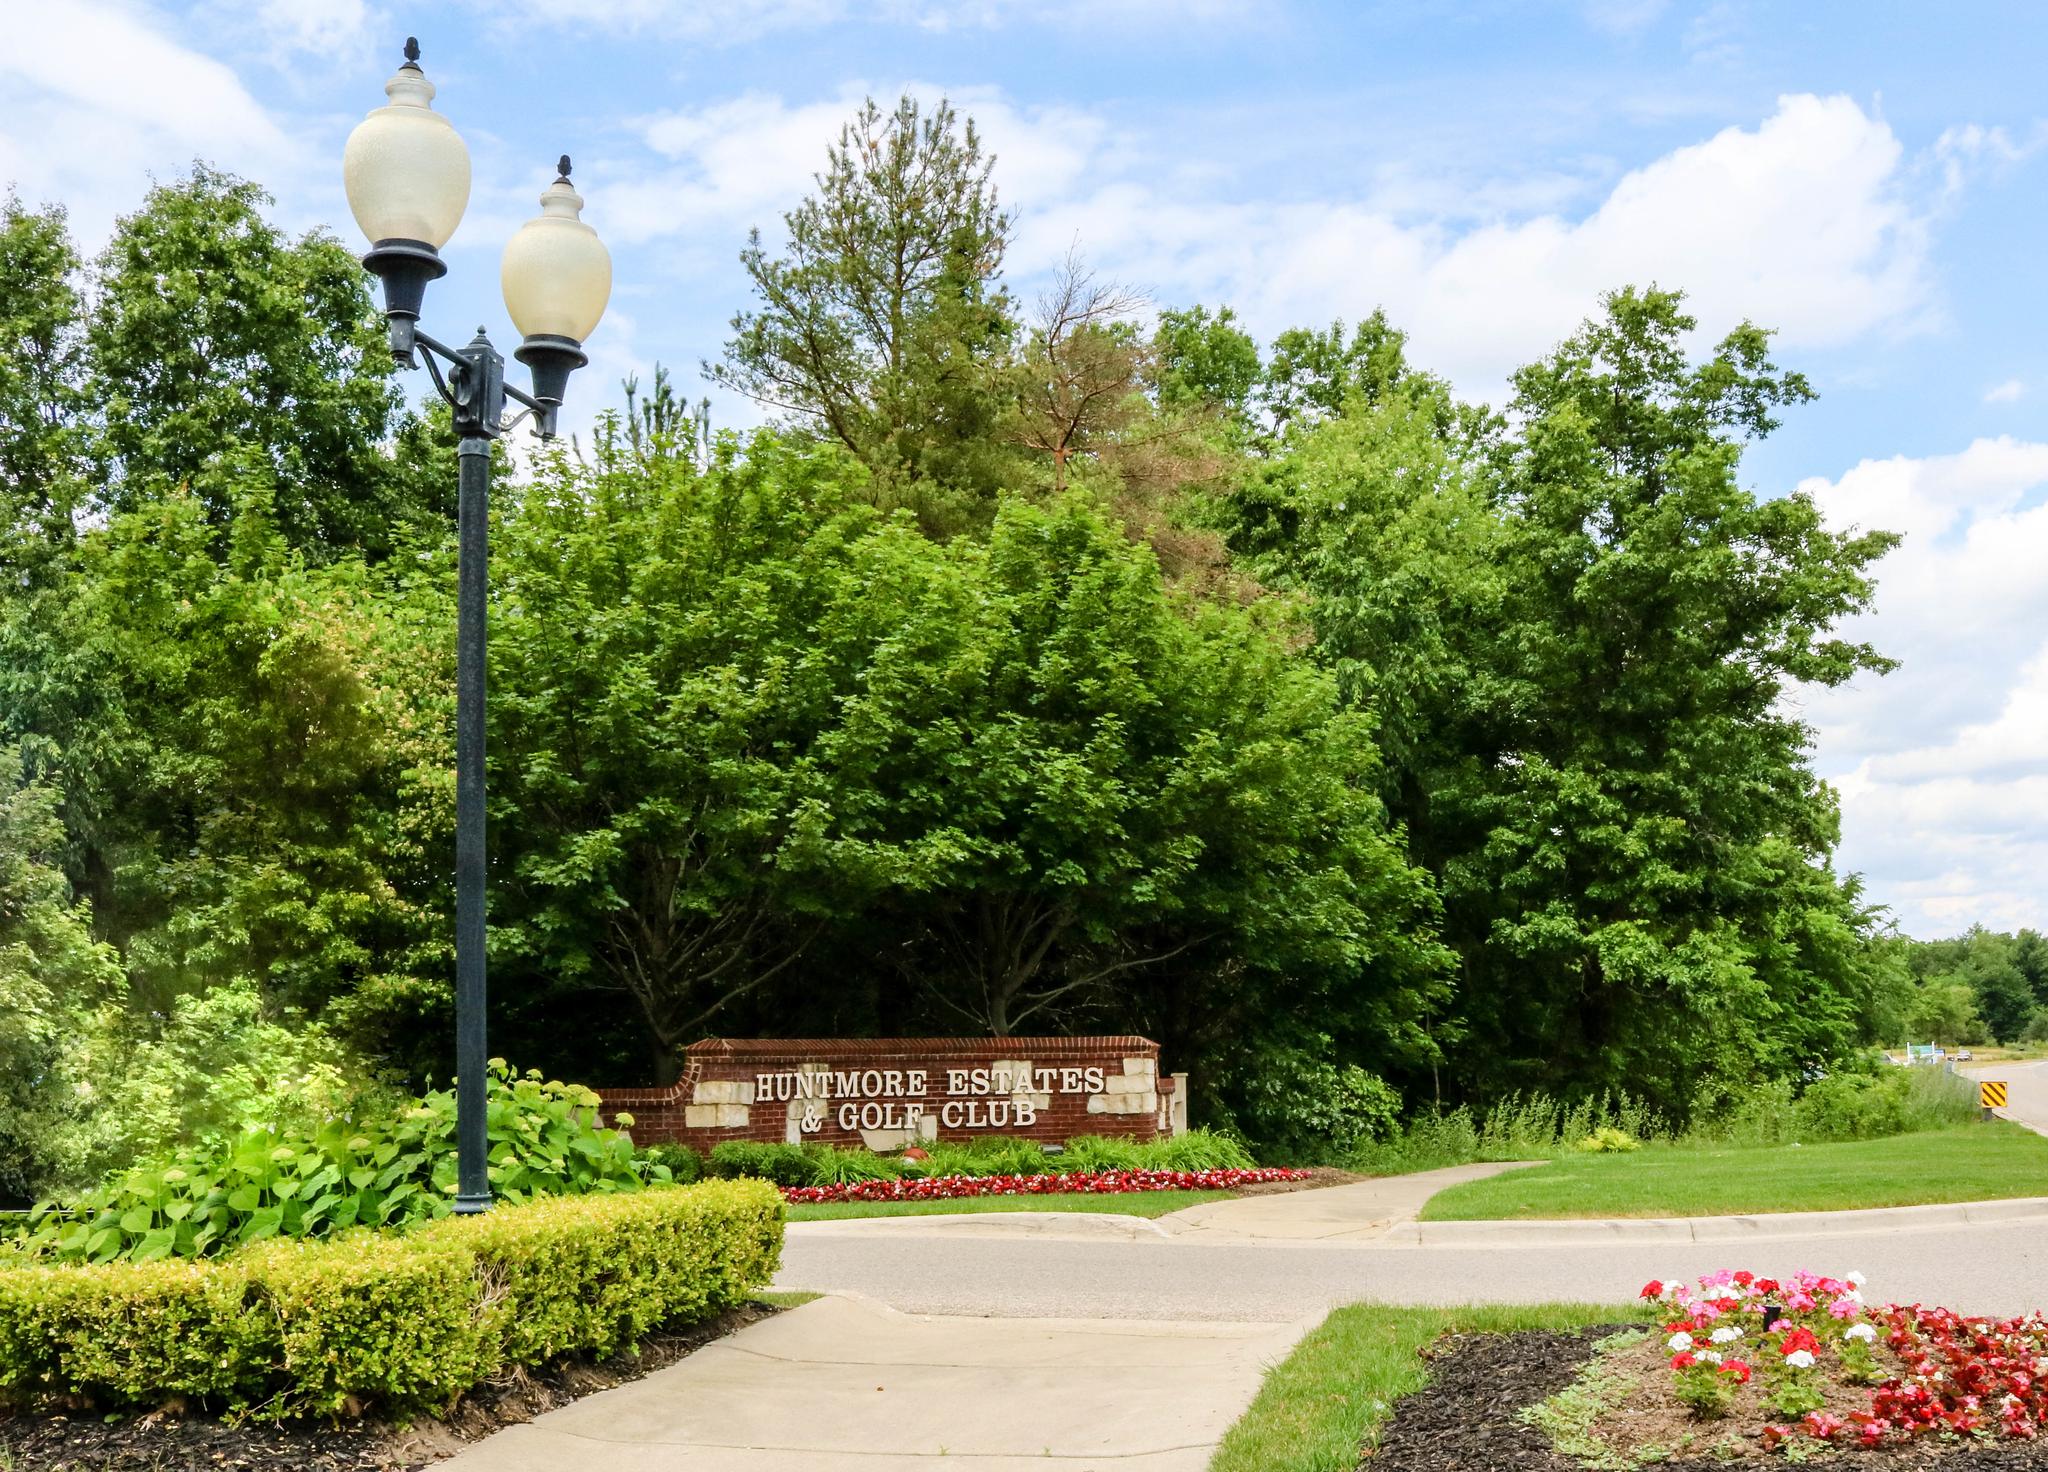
[{"left": 1392, "top": 1194, "right": 2048, "bottom": 1247}]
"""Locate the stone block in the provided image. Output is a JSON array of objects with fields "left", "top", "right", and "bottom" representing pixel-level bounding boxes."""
[
  {"left": 692, "top": 1079, "right": 756, "bottom": 1105},
  {"left": 1122, "top": 1056, "right": 1157, "bottom": 1078},
  {"left": 687, "top": 1102, "right": 751, "bottom": 1129}
]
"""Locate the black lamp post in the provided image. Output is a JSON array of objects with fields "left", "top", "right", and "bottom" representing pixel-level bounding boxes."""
[{"left": 343, "top": 37, "right": 612, "bottom": 1213}]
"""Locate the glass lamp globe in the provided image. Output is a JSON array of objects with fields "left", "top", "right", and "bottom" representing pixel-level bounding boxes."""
[
  {"left": 501, "top": 161, "right": 611, "bottom": 348},
  {"left": 343, "top": 39, "right": 471, "bottom": 249}
]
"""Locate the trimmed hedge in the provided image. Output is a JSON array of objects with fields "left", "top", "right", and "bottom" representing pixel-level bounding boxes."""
[{"left": 0, "top": 1179, "right": 781, "bottom": 1421}]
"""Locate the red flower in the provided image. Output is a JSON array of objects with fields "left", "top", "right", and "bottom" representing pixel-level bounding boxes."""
[
  {"left": 1670, "top": 1351, "right": 1697, "bottom": 1370},
  {"left": 1760, "top": 1424, "right": 1798, "bottom": 1450},
  {"left": 1805, "top": 1411, "right": 1846, "bottom": 1442},
  {"left": 1733, "top": 1271, "right": 1755, "bottom": 1288},
  {"left": 1721, "top": 1359, "right": 1752, "bottom": 1384},
  {"left": 1755, "top": 1278, "right": 1781, "bottom": 1295},
  {"left": 1639, "top": 1280, "right": 1665, "bottom": 1300},
  {"left": 1778, "top": 1326, "right": 1821, "bottom": 1356}
]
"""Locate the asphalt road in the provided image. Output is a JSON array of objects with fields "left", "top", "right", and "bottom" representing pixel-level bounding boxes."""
[
  {"left": 774, "top": 1215, "right": 2048, "bottom": 1322},
  {"left": 1965, "top": 1057, "right": 2048, "bottom": 1135}
]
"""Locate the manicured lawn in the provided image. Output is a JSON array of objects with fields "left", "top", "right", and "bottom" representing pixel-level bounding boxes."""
[
  {"left": 1418, "top": 1122, "right": 2048, "bottom": 1221},
  {"left": 1209, "top": 1302, "right": 1639, "bottom": 1472},
  {"left": 784, "top": 1188, "right": 1234, "bottom": 1222}
]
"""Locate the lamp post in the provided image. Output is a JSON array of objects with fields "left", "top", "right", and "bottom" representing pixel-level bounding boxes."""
[{"left": 343, "top": 37, "right": 612, "bottom": 1213}]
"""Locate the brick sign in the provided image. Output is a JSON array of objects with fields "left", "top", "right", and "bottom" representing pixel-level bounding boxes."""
[{"left": 598, "top": 1036, "right": 1188, "bottom": 1152}]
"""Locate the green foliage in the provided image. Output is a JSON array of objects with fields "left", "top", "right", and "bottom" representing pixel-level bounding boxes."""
[
  {"left": 1901, "top": 925, "right": 2045, "bottom": 1043},
  {"left": 0, "top": 1180, "right": 782, "bottom": 1420},
  {"left": 638, "top": 1143, "right": 704, "bottom": 1184},
  {"left": 1574, "top": 1127, "right": 1642, "bottom": 1154},
  {"left": 707, "top": 1142, "right": 821, "bottom": 1188},
  {"left": 1230, "top": 286, "right": 1901, "bottom": 1119},
  {"left": 711, "top": 94, "right": 1018, "bottom": 523},
  {"left": 21, "top": 1063, "right": 655, "bottom": 1262},
  {"left": 1221, "top": 1052, "right": 1403, "bottom": 1163},
  {"left": 0, "top": 194, "right": 88, "bottom": 555},
  {"left": 85, "top": 166, "right": 413, "bottom": 557},
  {"left": 1154, "top": 304, "right": 1261, "bottom": 419},
  {"left": 0, "top": 751, "right": 123, "bottom": 1204}
]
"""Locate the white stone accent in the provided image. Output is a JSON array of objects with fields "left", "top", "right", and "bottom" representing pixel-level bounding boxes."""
[
  {"left": 692, "top": 1079, "right": 756, "bottom": 1105},
  {"left": 1087, "top": 1088, "right": 1158, "bottom": 1116},
  {"left": 1121, "top": 1056, "right": 1157, "bottom": 1078},
  {"left": 684, "top": 1102, "right": 750, "bottom": 1129}
]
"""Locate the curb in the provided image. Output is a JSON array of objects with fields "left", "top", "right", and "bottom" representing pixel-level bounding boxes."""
[{"left": 1388, "top": 1195, "right": 2048, "bottom": 1247}]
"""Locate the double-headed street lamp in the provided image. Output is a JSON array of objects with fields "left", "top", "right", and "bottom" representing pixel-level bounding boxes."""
[{"left": 343, "top": 37, "right": 611, "bottom": 1213}]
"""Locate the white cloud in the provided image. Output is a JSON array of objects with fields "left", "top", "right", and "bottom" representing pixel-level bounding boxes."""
[
  {"left": 0, "top": 0, "right": 300, "bottom": 245},
  {"left": 1799, "top": 438, "right": 2048, "bottom": 936},
  {"left": 613, "top": 85, "right": 1108, "bottom": 249},
  {"left": 1986, "top": 378, "right": 2025, "bottom": 403},
  {"left": 1017, "top": 93, "right": 1935, "bottom": 400}
]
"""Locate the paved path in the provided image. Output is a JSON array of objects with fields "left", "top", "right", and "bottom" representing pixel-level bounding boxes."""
[{"left": 439, "top": 1292, "right": 1305, "bottom": 1470}]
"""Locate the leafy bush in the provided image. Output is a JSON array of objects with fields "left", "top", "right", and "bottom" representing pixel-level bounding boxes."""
[
  {"left": 806, "top": 1146, "right": 903, "bottom": 1185},
  {"left": 707, "top": 1142, "right": 820, "bottom": 1188},
  {"left": 1575, "top": 1127, "right": 1641, "bottom": 1153},
  {"left": 920, "top": 1136, "right": 1058, "bottom": 1179},
  {"left": 639, "top": 1143, "right": 703, "bottom": 1184},
  {"left": 1222, "top": 1051, "right": 1403, "bottom": 1163},
  {"left": 22, "top": 1062, "right": 659, "bottom": 1262},
  {"left": 0, "top": 1180, "right": 781, "bottom": 1421}
]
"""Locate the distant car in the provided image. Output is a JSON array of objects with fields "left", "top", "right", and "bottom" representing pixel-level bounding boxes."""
[{"left": 1957, "top": 1049, "right": 1975, "bottom": 1061}]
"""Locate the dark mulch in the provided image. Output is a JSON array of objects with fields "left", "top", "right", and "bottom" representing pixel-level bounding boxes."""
[
  {"left": 1233, "top": 1166, "right": 1366, "bottom": 1195},
  {"left": 1368, "top": 1327, "right": 2048, "bottom": 1471},
  {"left": 0, "top": 1300, "right": 783, "bottom": 1472}
]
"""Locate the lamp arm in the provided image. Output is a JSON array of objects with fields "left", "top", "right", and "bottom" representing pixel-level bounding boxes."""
[{"left": 410, "top": 326, "right": 554, "bottom": 439}]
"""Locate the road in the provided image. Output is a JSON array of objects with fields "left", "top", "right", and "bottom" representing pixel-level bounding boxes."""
[
  {"left": 774, "top": 1216, "right": 2048, "bottom": 1320},
  {"left": 775, "top": 1088, "right": 2048, "bottom": 1322},
  {"left": 1963, "top": 1057, "right": 2048, "bottom": 1136}
]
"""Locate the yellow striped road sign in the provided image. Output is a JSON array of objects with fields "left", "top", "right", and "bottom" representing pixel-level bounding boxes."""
[{"left": 1981, "top": 1080, "right": 2009, "bottom": 1109}]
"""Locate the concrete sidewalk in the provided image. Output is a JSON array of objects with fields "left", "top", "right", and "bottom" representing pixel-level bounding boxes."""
[{"left": 438, "top": 1293, "right": 1304, "bottom": 1470}]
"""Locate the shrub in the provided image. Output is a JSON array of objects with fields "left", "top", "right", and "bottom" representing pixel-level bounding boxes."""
[
  {"left": 0, "top": 1180, "right": 781, "bottom": 1420},
  {"left": 805, "top": 1145, "right": 902, "bottom": 1185},
  {"left": 21, "top": 1062, "right": 659, "bottom": 1263},
  {"left": 639, "top": 1143, "right": 703, "bottom": 1184},
  {"left": 707, "top": 1141, "right": 820, "bottom": 1187},
  {"left": 1575, "top": 1127, "right": 1641, "bottom": 1153}
]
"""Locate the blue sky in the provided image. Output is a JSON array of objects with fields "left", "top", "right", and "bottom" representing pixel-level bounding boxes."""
[{"left": 9, "top": 0, "right": 2048, "bottom": 939}]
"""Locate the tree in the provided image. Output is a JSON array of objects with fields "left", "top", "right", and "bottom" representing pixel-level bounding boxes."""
[
  {"left": 85, "top": 167, "right": 410, "bottom": 558},
  {"left": 1229, "top": 287, "right": 1902, "bottom": 1113},
  {"left": 710, "top": 96, "right": 1018, "bottom": 525},
  {"left": 821, "top": 493, "right": 1446, "bottom": 1042},
  {"left": 0, "top": 195, "right": 88, "bottom": 560},
  {"left": 1256, "top": 310, "right": 1450, "bottom": 437},
  {"left": 0, "top": 749, "right": 122, "bottom": 1203},
  {"left": 1154, "top": 303, "right": 1260, "bottom": 420},
  {"left": 486, "top": 430, "right": 893, "bottom": 1077},
  {"left": 1007, "top": 250, "right": 1150, "bottom": 492}
]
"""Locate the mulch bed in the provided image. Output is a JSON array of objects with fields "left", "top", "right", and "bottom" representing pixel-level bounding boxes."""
[
  {"left": 1232, "top": 1165, "right": 1365, "bottom": 1195},
  {"left": 0, "top": 1300, "right": 783, "bottom": 1472},
  {"left": 1368, "top": 1327, "right": 2048, "bottom": 1470}
]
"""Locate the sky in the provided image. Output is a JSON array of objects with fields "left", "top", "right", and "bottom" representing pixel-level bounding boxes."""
[{"left": 6, "top": 0, "right": 2048, "bottom": 940}]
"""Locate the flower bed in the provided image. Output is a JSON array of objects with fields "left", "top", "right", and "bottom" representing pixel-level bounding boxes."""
[
  {"left": 781, "top": 1166, "right": 1309, "bottom": 1205},
  {"left": 1521, "top": 1267, "right": 2048, "bottom": 1461}
]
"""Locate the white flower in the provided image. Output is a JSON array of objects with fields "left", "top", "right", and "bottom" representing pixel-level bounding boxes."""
[
  {"left": 1668, "top": 1332, "right": 1695, "bottom": 1352},
  {"left": 1699, "top": 1350, "right": 1723, "bottom": 1365},
  {"left": 1664, "top": 1280, "right": 1685, "bottom": 1297},
  {"left": 1785, "top": 1350, "right": 1816, "bottom": 1370},
  {"left": 1711, "top": 1327, "right": 1743, "bottom": 1344},
  {"left": 1846, "top": 1272, "right": 1867, "bottom": 1288},
  {"left": 1846, "top": 1324, "right": 1877, "bottom": 1343}
]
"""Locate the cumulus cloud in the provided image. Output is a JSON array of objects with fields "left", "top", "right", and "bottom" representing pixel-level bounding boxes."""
[
  {"left": 1799, "top": 438, "right": 2048, "bottom": 936},
  {"left": 0, "top": 1, "right": 300, "bottom": 245},
  {"left": 1017, "top": 93, "right": 1935, "bottom": 399},
  {"left": 1985, "top": 378, "right": 2025, "bottom": 403}
]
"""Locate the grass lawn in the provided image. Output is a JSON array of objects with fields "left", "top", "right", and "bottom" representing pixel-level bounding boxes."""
[
  {"left": 1418, "top": 1121, "right": 2048, "bottom": 1221},
  {"left": 1209, "top": 1301, "right": 1640, "bottom": 1472},
  {"left": 784, "top": 1188, "right": 1234, "bottom": 1222}
]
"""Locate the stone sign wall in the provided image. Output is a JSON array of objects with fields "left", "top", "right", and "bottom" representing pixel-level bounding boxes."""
[{"left": 597, "top": 1036, "right": 1189, "bottom": 1152}]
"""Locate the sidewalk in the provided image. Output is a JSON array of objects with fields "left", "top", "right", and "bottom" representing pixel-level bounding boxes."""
[{"left": 438, "top": 1293, "right": 1305, "bottom": 1470}]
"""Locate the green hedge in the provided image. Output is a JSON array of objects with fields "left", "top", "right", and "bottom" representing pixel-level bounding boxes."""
[{"left": 0, "top": 1179, "right": 781, "bottom": 1421}]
